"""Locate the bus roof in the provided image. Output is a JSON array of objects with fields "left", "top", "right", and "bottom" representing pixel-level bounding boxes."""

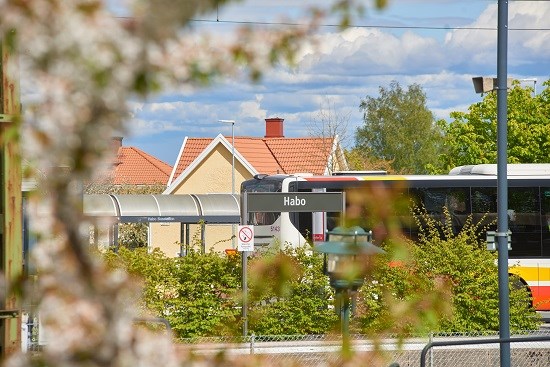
[
  {"left": 449, "top": 164, "right": 550, "bottom": 176},
  {"left": 246, "top": 164, "right": 550, "bottom": 186}
]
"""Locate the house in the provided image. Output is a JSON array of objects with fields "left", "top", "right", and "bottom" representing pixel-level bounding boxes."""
[
  {"left": 107, "top": 136, "right": 172, "bottom": 187},
  {"left": 150, "top": 117, "right": 348, "bottom": 255}
]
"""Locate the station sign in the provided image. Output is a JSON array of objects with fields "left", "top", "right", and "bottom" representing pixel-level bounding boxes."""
[{"left": 245, "top": 192, "right": 344, "bottom": 213}]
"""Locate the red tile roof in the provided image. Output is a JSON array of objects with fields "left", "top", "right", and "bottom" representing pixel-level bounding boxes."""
[
  {"left": 170, "top": 136, "right": 334, "bottom": 184},
  {"left": 171, "top": 138, "right": 211, "bottom": 183},
  {"left": 112, "top": 147, "right": 172, "bottom": 185},
  {"left": 266, "top": 137, "right": 334, "bottom": 174}
]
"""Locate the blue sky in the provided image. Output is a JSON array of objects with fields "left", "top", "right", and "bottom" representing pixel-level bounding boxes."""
[{"left": 116, "top": 1, "right": 549, "bottom": 166}]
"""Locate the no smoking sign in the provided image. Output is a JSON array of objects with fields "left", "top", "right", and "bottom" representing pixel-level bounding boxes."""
[{"left": 237, "top": 225, "right": 254, "bottom": 251}]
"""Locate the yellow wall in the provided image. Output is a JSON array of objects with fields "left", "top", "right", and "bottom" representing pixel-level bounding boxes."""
[{"left": 150, "top": 143, "right": 252, "bottom": 256}]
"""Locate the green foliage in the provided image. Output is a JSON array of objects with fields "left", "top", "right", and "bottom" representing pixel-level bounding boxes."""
[
  {"left": 247, "top": 244, "right": 338, "bottom": 335},
  {"left": 355, "top": 207, "right": 540, "bottom": 334},
  {"left": 355, "top": 81, "right": 445, "bottom": 174},
  {"left": 104, "top": 211, "right": 540, "bottom": 340},
  {"left": 433, "top": 81, "right": 550, "bottom": 173},
  {"left": 104, "top": 247, "right": 242, "bottom": 338},
  {"left": 354, "top": 241, "right": 450, "bottom": 335}
]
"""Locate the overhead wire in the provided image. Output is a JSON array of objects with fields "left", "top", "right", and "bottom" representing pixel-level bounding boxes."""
[{"left": 190, "top": 18, "right": 550, "bottom": 31}]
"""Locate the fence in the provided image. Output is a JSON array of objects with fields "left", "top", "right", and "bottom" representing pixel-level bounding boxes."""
[
  {"left": 177, "top": 331, "right": 550, "bottom": 367},
  {"left": 25, "top": 322, "right": 550, "bottom": 366}
]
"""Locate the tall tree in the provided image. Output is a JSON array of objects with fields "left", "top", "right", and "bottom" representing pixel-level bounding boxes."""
[
  {"left": 306, "top": 96, "right": 352, "bottom": 174},
  {"left": 434, "top": 81, "right": 550, "bottom": 173},
  {"left": 355, "top": 81, "right": 444, "bottom": 174}
]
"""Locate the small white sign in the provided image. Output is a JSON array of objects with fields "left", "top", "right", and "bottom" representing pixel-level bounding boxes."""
[{"left": 238, "top": 225, "right": 254, "bottom": 251}]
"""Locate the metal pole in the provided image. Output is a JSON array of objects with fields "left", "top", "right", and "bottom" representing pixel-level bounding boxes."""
[
  {"left": 241, "top": 192, "right": 248, "bottom": 336},
  {"left": 496, "top": 1, "right": 510, "bottom": 366},
  {"left": 242, "top": 250, "right": 248, "bottom": 336},
  {"left": 179, "top": 223, "right": 184, "bottom": 257},
  {"left": 231, "top": 122, "right": 236, "bottom": 249},
  {"left": 342, "top": 290, "right": 350, "bottom": 337},
  {"left": 231, "top": 121, "right": 235, "bottom": 196},
  {"left": 219, "top": 119, "right": 236, "bottom": 249}
]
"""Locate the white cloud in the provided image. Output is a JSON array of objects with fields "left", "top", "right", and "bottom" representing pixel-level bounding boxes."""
[
  {"left": 238, "top": 95, "right": 267, "bottom": 121},
  {"left": 444, "top": 2, "right": 550, "bottom": 70},
  {"left": 121, "top": 1, "right": 549, "bottom": 162}
]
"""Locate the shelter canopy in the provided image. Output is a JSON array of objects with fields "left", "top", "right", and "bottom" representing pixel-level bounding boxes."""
[{"left": 83, "top": 194, "right": 240, "bottom": 224}]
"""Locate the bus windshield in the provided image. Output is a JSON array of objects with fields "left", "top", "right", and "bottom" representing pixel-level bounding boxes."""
[{"left": 241, "top": 176, "right": 282, "bottom": 226}]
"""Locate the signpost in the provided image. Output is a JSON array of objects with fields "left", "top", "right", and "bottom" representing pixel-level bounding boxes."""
[{"left": 239, "top": 191, "right": 345, "bottom": 337}]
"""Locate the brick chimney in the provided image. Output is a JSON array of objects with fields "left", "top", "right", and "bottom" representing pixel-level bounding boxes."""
[
  {"left": 112, "top": 136, "right": 123, "bottom": 153},
  {"left": 265, "top": 117, "right": 284, "bottom": 138}
]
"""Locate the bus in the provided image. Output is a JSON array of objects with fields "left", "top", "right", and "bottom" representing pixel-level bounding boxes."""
[{"left": 241, "top": 164, "right": 550, "bottom": 311}]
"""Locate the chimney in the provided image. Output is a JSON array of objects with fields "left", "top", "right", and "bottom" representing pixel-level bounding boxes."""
[
  {"left": 265, "top": 117, "right": 284, "bottom": 138},
  {"left": 111, "top": 136, "right": 123, "bottom": 157},
  {"left": 112, "top": 136, "right": 123, "bottom": 155}
]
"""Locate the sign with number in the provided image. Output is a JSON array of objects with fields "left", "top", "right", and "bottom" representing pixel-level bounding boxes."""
[{"left": 238, "top": 225, "right": 254, "bottom": 251}]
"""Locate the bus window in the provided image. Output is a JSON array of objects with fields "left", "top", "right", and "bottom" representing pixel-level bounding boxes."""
[
  {"left": 472, "top": 187, "right": 497, "bottom": 213},
  {"left": 508, "top": 187, "right": 540, "bottom": 257},
  {"left": 249, "top": 212, "right": 279, "bottom": 226},
  {"left": 471, "top": 187, "right": 497, "bottom": 229},
  {"left": 410, "top": 187, "right": 469, "bottom": 235},
  {"left": 415, "top": 188, "right": 447, "bottom": 214}
]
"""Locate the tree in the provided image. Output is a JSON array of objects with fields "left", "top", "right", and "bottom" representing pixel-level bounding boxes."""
[
  {"left": 306, "top": 96, "right": 352, "bottom": 174},
  {"left": 355, "top": 81, "right": 445, "bottom": 174},
  {"left": 345, "top": 147, "right": 394, "bottom": 173},
  {"left": 0, "top": 1, "right": 388, "bottom": 366},
  {"left": 433, "top": 81, "right": 550, "bottom": 173}
]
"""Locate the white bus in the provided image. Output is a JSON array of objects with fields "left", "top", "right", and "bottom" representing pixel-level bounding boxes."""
[{"left": 241, "top": 164, "right": 550, "bottom": 311}]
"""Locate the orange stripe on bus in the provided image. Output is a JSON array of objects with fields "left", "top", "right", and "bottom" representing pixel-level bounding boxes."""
[{"left": 531, "top": 286, "right": 550, "bottom": 311}]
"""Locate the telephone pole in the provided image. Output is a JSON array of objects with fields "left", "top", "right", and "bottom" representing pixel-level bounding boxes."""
[{"left": 0, "top": 34, "right": 22, "bottom": 357}]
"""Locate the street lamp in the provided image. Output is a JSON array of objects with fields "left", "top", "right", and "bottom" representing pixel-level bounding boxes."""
[
  {"left": 218, "top": 119, "right": 235, "bottom": 195},
  {"left": 472, "top": 3, "right": 511, "bottom": 366},
  {"left": 314, "top": 227, "right": 385, "bottom": 340},
  {"left": 219, "top": 119, "right": 236, "bottom": 248}
]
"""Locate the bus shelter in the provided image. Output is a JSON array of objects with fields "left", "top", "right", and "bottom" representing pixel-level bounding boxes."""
[{"left": 83, "top": 193, "right": 240, "bottom": 254}]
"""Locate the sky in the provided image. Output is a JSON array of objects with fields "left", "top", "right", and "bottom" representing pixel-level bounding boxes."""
[{"left": 116, "top": 0, "right": 549, "bottom": 166}]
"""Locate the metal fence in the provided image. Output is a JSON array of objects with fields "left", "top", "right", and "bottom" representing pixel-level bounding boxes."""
[
  {"left": 25, "top": 321, "right": 550, "bottom": 366},
  {"left": 177, "top": 331, "right": 550, "bottom": 367}
]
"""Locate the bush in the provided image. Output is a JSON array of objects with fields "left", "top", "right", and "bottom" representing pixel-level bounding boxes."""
[
  {"left": 247, "top": 244, "right": 337, "bottom": 335},
  {"left": 354, "top": 208, "right": 541, "bottom": 334},
  {"left": 104, "top": 248, "right": 242, "bottom": 338}
]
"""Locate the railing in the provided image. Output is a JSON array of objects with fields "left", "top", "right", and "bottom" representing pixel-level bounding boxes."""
[
  {"left": 24, "top": 323, "right": 550, "bottom": 366},
  {"left": 420, "top": 333, "right": 550, "bottom": 367}
]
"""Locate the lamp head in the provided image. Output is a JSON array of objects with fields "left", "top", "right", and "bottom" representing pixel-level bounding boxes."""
[{"left": 314, "top": 226, "right": 385, "bottom": 290}]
